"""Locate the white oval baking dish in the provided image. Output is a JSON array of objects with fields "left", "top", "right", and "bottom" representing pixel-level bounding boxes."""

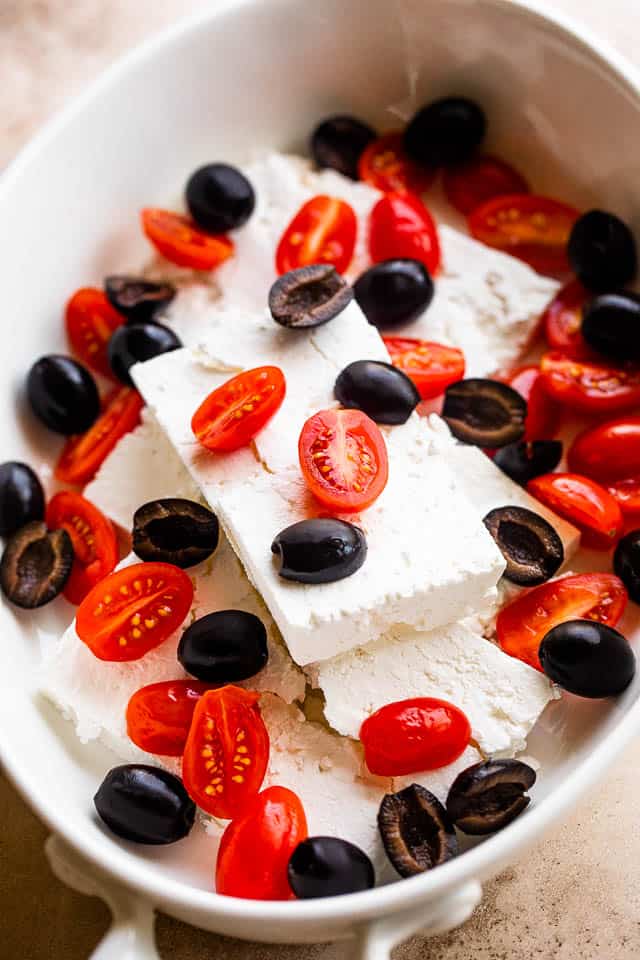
[{"left": 2, "top": 0, "right": 640, "bottom": 957}]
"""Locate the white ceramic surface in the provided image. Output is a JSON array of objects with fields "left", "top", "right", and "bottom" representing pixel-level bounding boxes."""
[{"left": 2, "top": 0, "right": 640, "bottom": 956}]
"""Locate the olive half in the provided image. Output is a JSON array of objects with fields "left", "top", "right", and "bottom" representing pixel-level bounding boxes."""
[
  {"left": 105, "top": 275, "right": 176, "bottom": 324},
  {"left": 483, "top": 505, "right": 564, "bottom": 585},
  {"left": 132, "top": 498, "right": 219, "bottom": 569},
  {"left": 271, "top": 518, "right": 366, "bottom": 584},
  {"left": 378, "top": 784, "right": 457, "bottom": 878},
  {"left": 94, "top": 764, "right": 195, "bottom": 844},
  {"left": 446, "top": 759, "right": 536, "bottom": 835},
  {"left": 269, "top": 265, "right": 353, "bottom": 329},
  {"left": 0, "top": 521, "right": 73, "bottom": 608},
  {"left": 494, "top": 440, "right": 563, "bottom": 486},
  {"left": 178, "top": 610, "right": 268, "bottom": 683},
  {"left": 0, "top": 461, "right": 45, "bottom": 538},
  {"left": 442, "top": 379, "right": 526, "bottom": 448},
  {"left": 539, "top": 619, "right": 635, "bottom": 698}
]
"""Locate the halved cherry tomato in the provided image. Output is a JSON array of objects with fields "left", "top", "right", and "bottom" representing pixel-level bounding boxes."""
[
  {"left": 496, "top": 572, "right": 627, "bottom": 670},
  {"left": 141, "top": 208, "right": 234, "bottom": 271},
  {"left": 55, "top": 387, "right": 143, "bottom": 486},
  {"left": 539, "top": 351, "right": 640, "bottom": 414},
  {"left": 542, "top": 279, "right": 590, "bottom": 355},
  {"left": 182, "top": 686, "right": 269, "bottom": 820},
  {"left": 298, "top": 408, "right": 388, "bottom": 513},
  {"left": 527, "top": 472, "right": 623, "bottom": 549},
  {"left": 360, "top": 697, "right": 470, "bottom": 776},
  {"left": 46, "top": 491, "right": 118, "bottom": 604},
  {"left": 126, "top": 680, "right": 211, "bottom": 756},
  {"left": 76, "top": 562, "right": 193, "bottom": 661},
  {"left": 568, "top": 416, "right": 640, "bottom": 483},
  {"left": 369, "top": 192, "right": 441, "bottom": 275},
  {"left": 506, "top": 365, "right": 561, "bottom": 441},
  {"left": 192, "top": 366, "right": 286, "bottom": 453},
  {"left": 275, "top": 196, "right": 356, "bottom": 275},
  {"left": 216, "top": 786, "right": 308, "bottom": 900},
  {"left": 443, "top": 154, "right": 529, "bottom": 216},
  {"left": 468, "top": 194, "right": 580, "bottom": 277},
  {"left": 606, "top": 478, "right": 640, "bottom": 518},
  {"left": 383, "top": 337, "right": 465, "bottom": 400},
  {"left": 65, "top": 288, "right": 124, "bottom": 379},
  {"left": 358, "top": 132, "right": 436, "bottom": 195}
]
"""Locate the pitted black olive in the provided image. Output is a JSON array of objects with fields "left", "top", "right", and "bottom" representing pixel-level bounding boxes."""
[
  {"left": 271, "top": 518, "right": 366, "bottom": 584},
  {"left": 0, "top": 462, "right": 45, "bottom": 537},
  {"left": 178, "top": 610, "right": 268, "bottom": 683},
  {"left": 442, "top": 379, "right": 527, "bottom": 448},
  {"left": 568, "top": 210, "right": 637, "bottom": 293},
  {"left": 0, "top": 521, "right": 73, "bottom": 608},
  {"left": 334, "top": 360, "right": 419, "bottom": 425},
  {"left": 288, "top": 836, "right": 375, "bottom": 898},
  {"left": 378, "top": 784, "right": 457, "bottom": 878},
  {"left": 446, "top": 759, "right": 536, "bottom": 835},
  {"left": 494, "top": 441, "right": 563, "bottom": 486},
  {"left": 269, "top": 265, "right": 353, "bottom": 329},
  {"left": 105, "top": 275, "right": 175, "bottom": 324},
  {"left": 94, "top": 764, "right": 195, "bottom": 844},
  {"left": 132, "top": 498, "right": 219, "bottom": 568},
  {"left": 311, "top": 115, "right": 377, "bottom": 180},
  {"left": 404, "top": 97, "right": 486, "bottom": 168},
  {"left": 108, "top": 321, "right": 182, "bottom": 386},
  {"left": 354, "top": 259, "right": 434, "bottom": 329},
  {"left": 483, "top": 505, "right": 564, "bottom": 586},
  {"left": 186, "top": 163, "right": 255, "bottom": 233},
  {"left": 539, "top": 619, "right": 636, "bottom": 698},
  {"left": 581, "top": 292, "right": 640, "bottom": 362},
  {"left": 27, "top": 355, "right": 100, "bottom": 435},
  {"left": 614, "top": 529, "right": 640, "bottom": 603}
]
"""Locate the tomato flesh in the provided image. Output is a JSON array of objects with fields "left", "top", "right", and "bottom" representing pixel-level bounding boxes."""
[
  {"left": 496, "top": 572, "right": 627, "bottom": 670},
  {"left": 443, "top": 154, "right": 529, "bottom": 216},
  {"left": 192, "top": 366, "right": 286, "bottom": 453},
  {"left": 182, "top": 686, "right": 269, "bottom": 820},
  {"left": 216, "top": 786, "right": 308, "bottom": 899},
  {"left": 527, "top": 472, "right": 623, "bottom": 550},
  {"left": 568, "top": 416, "right": 640, "bottom": 483},
  {"left": 358, "top": 132, "right": 436, "bottom": 195},
  {"left": 275, "top": 196, "right": 356, "bottom": 275},
  {"left": 506, "top": 365, "right": 561, "bottom": 441},
  {"left": 542, "top": 279, "right": 590, "bottom": 356},
  {"left": 369, "top": 192, "right": 441, "bottom": 275},
  {"left": 383, "top": 337, "right": 465, "bottom": 400},
  {"left": 76, "top": 562, "right": 193, "bottom": 661},
  {"left": 126, "top": 680, "right": 211, "bottom": 756},
  {"left": 141, "top": 208, "right": 234, "bottom": 271},
  {"left": 46, "top": 491, "right": 118, "bottom": 604},
  {"left": 540, "top": 351, "right": 640, "bottom": 414},
  {"left": 65, "top": 288, "right": 124, "bottom": 379}
]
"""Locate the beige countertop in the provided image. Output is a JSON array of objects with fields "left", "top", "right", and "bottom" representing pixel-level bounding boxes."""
[{"left": 2, "top": 1, "right": 640, "bottom": 957}]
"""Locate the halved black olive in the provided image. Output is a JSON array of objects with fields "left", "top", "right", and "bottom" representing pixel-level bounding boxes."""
[
  {"left": 311, "top": 115, "right": 377, "bottom": 180},
  {"left": 581, "top": 292, "right": 640, "bottom": 362},
  {"left": 271, "top": 518, "right": 366, "bottom": 584},
  {"left": 614, "top": 529, "right": 640, "bottom": 603},
  {"left": 334, "top": 360, "right": 419, "bottom": 424},
  {"left": 132, "top": 498, "right": 219, "bottom": 568},
  {"left": 442, "top": 379, "right": 526, "bottom": 448},
  {"left": 0, "top": 462, "right": 45, "bottom": 537},
  {"left": 178, "top": 610, "right": 268, "bottom": 683},
  {"left": 446, "top": 759, "right": 536, "bottom": 835},
  {"left": 108, "top": 321, "right": 182, "bottom": 386},
  {"left": 483, "top": 505, "right": 564, "bottom": 585},
  {"left": 0, "top": 521, "right": 73, "bottom": 608},
  {"left": 27, "top": 355, "right": 100, "bottom": 435},
  {"left": 105, "top": 275, "right": 175, "bottom": 324},
  {"left": 378, "top": 784, "right": 457, "bottom": 878},
  {"left": 494, "top": 440, "right": 563, "bottom": 486},
  {"left": 539, "top": 619, "right": 636, "bottom": 697},
  {"left": 568, "top": 210, "right": 637, "bottom": 293},
  {"left": 288, "top": 836, "right": 375, "bottom": 898},
  {"left": 269, "top": 265, "right": 353, "bottom": 329},
  {"left": 404, "top": 97, "right": 486, "bottom": 168},
  {"left": 186, "top": 163, "right": 255, "bottom": 233},
  {"left": 94, "top": 764, "right": 195, "bottom": 844},
  {"left": 354, "top": 259, "right": 434, "bottom": 329}
]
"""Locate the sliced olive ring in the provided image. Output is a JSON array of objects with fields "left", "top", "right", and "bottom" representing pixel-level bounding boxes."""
[
  {"left": 105, "top": 275, "right": 176, "bottom": 324},
  {"left": 483, "top": 505, "right": 564, "bottom": 586},
  {"left": 446, "top": 759, "right": 536, "bottom": 835},
  {"left": 269, "top": 264, "right": 353, "bottom": 329},
  {"left": 442, "top": 378, "right": 526, "bottom": 448},
  {"left": 132, "top": 498, "right": 219, "bottom": 569},
  {"left": 0, "top": 521, "right": 73, "bottom": 608},
  {"left": 378, "top": 784, "right": 457, "bottom": 878}
]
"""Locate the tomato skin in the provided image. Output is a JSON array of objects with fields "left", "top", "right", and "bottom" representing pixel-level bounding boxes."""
[
  {"left": 126, "top": 680, "right": 211, "bottom": 756},
  {"left": 443, "top": 154, "right": 529, "bottom": 216},
  {"left": 527, "top": 472, "right": 623, "bottom": 549},
  {"left": 568, "top": 416, "right": 640, "bottom": 483},
  {"left": 358, "top": 132, "right": 436, "bottom": 195},
  {"left": 76, "top": 562, "right": 194, "bottom": 661},
  {"left": 192, "top": 366, "right": 286, "bottom": 453},
  {"left": 542, "top": 279, "right": 590, "bottom": 356},
  {"left": 369, "top": 192, "right": 441, "bottom": 275},
  {"left": 141, "top": 208, "right": 234, "bottom": 270},
  {"left": 46, "top": 491, "right": 118, "bottom": 604},
  {"left": 506, "top": 365, "right": 561, "bottom": 441},
  {"left": 383, "top": 337, "right": 465, "bottom": 400},
  {"left": 496, "top": 572, "right": 627, "bottom": 670},
  {"left": 182, "top": 686, "right": 269, "bottom": 820},
  {"left": 275, "top": 196, "right": 356, "bottom": 275},
  {"left": 298, "top": 408, "right": 389, "bottom": 512},
  {"left": 65, "top": 288, "right": 124, "bottom": 379},
  {"left": 606, "top": 478, "right": 640, "bottom": 518},
  {"left": 216, "top": 787, "right": 308, "bottom": 900},
  {"left": 539, "top": 351, "right": 640, "bottom": 414}
]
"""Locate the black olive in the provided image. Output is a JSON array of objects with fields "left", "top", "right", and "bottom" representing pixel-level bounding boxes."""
[
  {"left": 581, "top": 292, "right": 640, "bottom": 362},
  {"left": 378, "top": 784, "right": 457, "bottom": 878},
  {"left": 404, "top": 97, "right": 486, "bottom": 168},
  {"left": 442, "top": 379, "right": 526, "bottom": 448},
  {"left": 271, "top": 519, "right": 366, "bottom": 584},
  {"left": 288, "top": 836, "right": 375, "bottom": 898},
  {"left": 483, "top": 505, "right": 564, "bottom": 586},
  {"left": 539, "top": 619, "right": 635, "bottom": 698},
  {"left": 186, "top": 163, "right": 255, "bottom": 233},
  {"left": 310, "top": 115, "right": 377, "bottom": 180},
  {"left": 132, "top": 498, "right": 219, "bottom": 568},
  {"left": 108, "top": 321, "right": 182, "bottom": 386},
  {"left": 568, "top": 210, "right": 637, "bottom": 293},
  {"left": 493, "top": 440, "right": 563, "bottom": 486},
  {"left": 269, "top": 265, "right": 353, "bottom": 329},
  {"left": 0, "top": 462, "right": 45, "bottom": 537},
  {"left": 354, "top": 259, "right": 434, "bottom": 329},
  {"left": 446, "top": 759, "right": 536, "bottom": 835},
  {"left": 94, "top": 764, "right": 196, "bottom": 844},
  {"left": 614, "top": 529, "right": 640, "bottom": 603},
  {"left": 0, "top": 521, "right": 73, "bottom": 608},
  {"left": 27, "top": 355, "right": 100, "bottom": 435},
  {"left": 334, "top": 360, "right": 419, "bottom": 425},
  {"left": 105, "top": 275, "right": 175, "bottom": 324},
  {"left": 178, "top": 610, "right": 268, "bottom": 683}
]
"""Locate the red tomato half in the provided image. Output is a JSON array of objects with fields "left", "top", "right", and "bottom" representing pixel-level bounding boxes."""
[
  {"left": 65, "top": 288, "right": 124, "bottom": 379},
  {"left": 46, "top": 491, "right": 118, "bottom": 604},
  {"left": 298, "top": 408, "right": 388, "bottom": 512},
  {"left": 383, "top": 337, "right": 465, "bottom": 400},
  {"left": 542, "top": 279, "right": 590, "bottom": 355},
  {"left": 360, "top": 698, "right": 470, "bottom": 776},
  {"left": 468, "top": 194, "right": 580, "bottom": 277},
  {"left": 527, "top": 472, "right": 623, "bottom": 550},
  {"left": 192, "top": 366, "right": 286, "bottom": 453},
  {"left": 216, "top": 787, "right": 308, "bottom": 900},
  {"left": 369, "top": 192, "right": 441, "bottom": 275},
  {"left": 506, "top": 365, "right": 561, "bottom": 441},
  {"left": 358, "top": 132, "right": 436, "bottom": 195},
  {"left": 568, "top": 416, "right": 640, "bottom": 483},
  {"left": 443, "top": 154, "right": 529, "bottom": 216},
  {"left": 126, "top": 680, "right": 211, "bottom": 756},
  {"left": 76, "top": 562, "right": 193, "bottom": 661},
  {"left": 55, "top": 387, "right": 144, "bottom": 486},
  {"left": 141, "top": 209, "right": 234, "bottom": 271},
  {"left": 182, "top": 686, "right": 269, "bottom": 820},
  {"left": 607, "top": 478, "right": 640, "bottom": 518},
  {"left": 496, "top": 572, "right": 627, "bottom": 670},
  {"left": 275, "top": 196, "right": 356, "bottom": 275},
  {"left": 539, "top": 351, "right": 640, "bottom": 414}
]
